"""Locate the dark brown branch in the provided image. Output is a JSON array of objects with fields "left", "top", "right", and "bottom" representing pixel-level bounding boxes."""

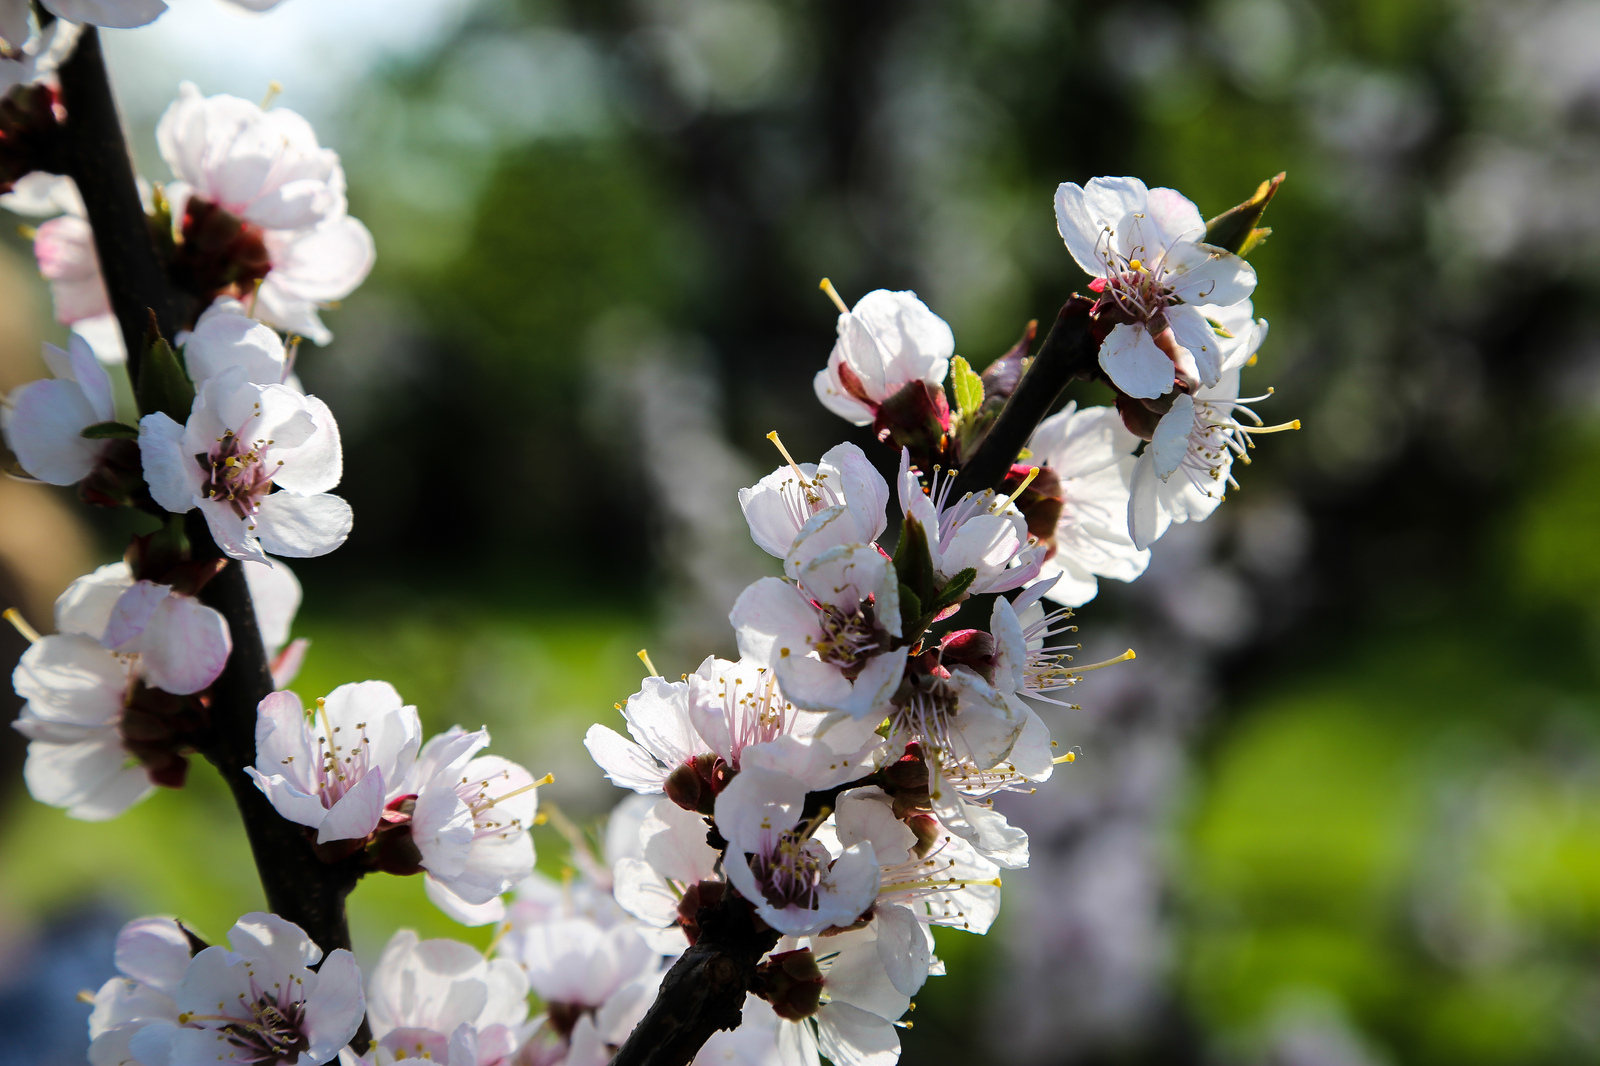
[
  {"left": 56, "top": 32, "right": 363, "bottom": 1025},
  {"left": 948, "top": 296, "right": 1099, "bottom": 501},
  {"left": 56, "top": 27, "right": 186, "bottom": 378},
  {"left": 609, "top": 891, "right": 780, "bottom": 1066}
]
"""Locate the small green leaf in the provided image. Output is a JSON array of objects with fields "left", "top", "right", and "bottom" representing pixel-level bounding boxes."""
[
  {"left": 932, "top": 567, "right": 977, "bottom": 612},
  {"left": 893, "top": 516, "right": 937, "bottom": 609},
  {"left": 81, "top": 421, "right": 140, "bottom": 440},
  {"left": 950, "top": 355, "right": 984, "bottom": 419},
  {"left": 898, "top": 583, "right": 923, "bottom": 637},
  {"left": 1204, "top": 172, "right": 1284, "bottom": 256},
  {"left": 137, "top": 334, "right": 195, "bottom": 423}
]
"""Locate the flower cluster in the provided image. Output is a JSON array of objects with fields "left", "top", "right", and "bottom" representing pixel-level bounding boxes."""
[
  {"left": 0, "top": 37, "right": 1292, "bottom": 1064},
  {"left": 562, "top": 177, "right": 1295, "bottom": 1061}
]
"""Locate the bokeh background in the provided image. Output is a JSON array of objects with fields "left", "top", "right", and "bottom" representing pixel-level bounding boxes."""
[{"left": 4, "top": 0, "right": 1600, "bottom": 1062}]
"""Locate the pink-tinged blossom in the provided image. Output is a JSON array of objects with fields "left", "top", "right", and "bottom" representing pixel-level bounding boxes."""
[
  {"left": 738, "top": 441, "right": 888, "bottom": 560},
  {"left": 365, "top": 930, "right": 528, "bottom": 1066},
  {"left": 587, "top": 655, "right": 885, "bottom": 800},
  {"left": 584, "top": 674, "right": 705, "bottom": 796},
  {"left": 139, "top": 367, "right": 350, "bottom": 564},
  {"left": 120, "top": 912, "right": 364, "bottom": 1066},
  {"left": 611, "top": 797, "right": 720, "bottom": 945},
  {"left": 714, "top": 767, "right": 880, "bottom": 936},
  {"left": 1, "top": 333, "right": 117, "bottom": 485},
  {"left": 9, "top": 558, "right": 303, "bottom": 820},
  {"left": 88, "top": 917, "right": 192, "bottom": 1066},
  {"left": 897, "top": 452, "right": 1044, "bottom": 597},
  {"left": 34, "top": 211, "right": 110, "bottom": 324},
  {"left": 502, "top": 915, "right": 661, "bottom": 1066},
  {"left": 245, "top": 681, "right": 422, "bottom": 844},
  {"left": 12, "top": 632, "right": 145, "bottom": 820},
  {"left": 157, "top": 82, "right": 346, "bottom": 233},
  {"left": 1024, "top": 402, "right": 1149, "bottom": 607},
  {"left": 407, "top": 727, "right": 541, "bottom": 925},
  {"left": 1127, "top": 367, "right": 1293, "bottom": 551},
  {"left": 156, "top": 83, "right": 374, "bottom": 345},
  {"left": 730, "top": 529, "right": 908, "bottom": 721},
  {"left": 813, "top": 290, "right": 953, "bottom": 426},
  {"left": 181, "top": 298, "right": 293, "bottom": 388},
  {"left": 1055, "top": 176, "right": 1256, "bottom": 399}
]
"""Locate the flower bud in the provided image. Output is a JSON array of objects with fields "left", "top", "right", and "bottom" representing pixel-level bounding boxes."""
[
  {"left": 676, "top": 879, "right": 727, "bottom": 945},
  {"left": 664, "top": 752, "right": 731, "bottom": 816},
  {"left": 754, "top": 949, "right": 824, "bottom": 1021}
]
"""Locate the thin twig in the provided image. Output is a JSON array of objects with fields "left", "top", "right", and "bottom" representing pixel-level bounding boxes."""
[{"left": 947, "top": 295, "right": 1098, "bottom": 501}]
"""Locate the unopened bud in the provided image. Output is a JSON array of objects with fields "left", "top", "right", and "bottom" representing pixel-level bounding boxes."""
[
  {"left": 665, "top": 753, "right": 731, "bottom": 815},
  {"left": 884, "top": 746, "right": 930, "bottom": 793},
  {"left": 907, "top": 812, "right": 942, "bottom": 859},
  {"left": 677, "top": 879, "right": 727, "bottom": 945},
  {"left": 754, "top": 949, "right": 824, "bottom": 1021}
]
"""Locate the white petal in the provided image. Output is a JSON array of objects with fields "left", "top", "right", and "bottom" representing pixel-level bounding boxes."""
[
  {"left": 1151, "top": 394, "right": 1196, "bottom": 480},
  {"left": 424, "top": 874, "right": 506, "bottom": 927},
  {"left": 1098, "top": 323, "right": 1175, "bottom": 400},
  {"left": 253, "top": 492, "right": 352, "bottom": 558},
  {"left": 3, "top": 378, "right": 102, "bottom": 484},
  {"left": 132, "top": 594, "right": 232, "bottom": 696},
  {"left": 40, "top": 0, "right": 167, "bottom": 29},
  {"left": 137, "top": 413, "right": 198, "bottom": 514}
]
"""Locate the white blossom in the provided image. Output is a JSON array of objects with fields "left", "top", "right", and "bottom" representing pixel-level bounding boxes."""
[
  {"left": 181, "top": 298, "right": 294, "bottom": 389},
  {"left": 730, "top": 531, "right": 908, "bottom": 721},
  {"left": 813, "top": 290, "right": 953, "bottom": 426},
  {"left": 245, "top": 681, "right": 422, "bottom": 844},
  {"left": 157, "top": 83, "right": 374, "bottom": 344},
  {"left": 897, "top": 452, "right": 1044, "bottom": 597},
  {"left": 120, "top": 912, "right": 364, "bottom": 1066},
  {"left": 1127, "top": 367, "right": 1294, "bottom": 551},
  {"left": 738, "top": 441, "right": 888, "bottom": 560},
  {"left": 1055, "top": 176, "right": 1256, "bottom": 398},
  {"left": 365, "top": 930, "right": 528, "bottom": 1066},
  {"left": 407, "top": 727, "right": 541, "bottom": 925},
  {"left": 1, "top": 333, "right": 118, "bottom": 485},
  {"left": 88, "top": 917, "right": 192, "bottom": 1066},
  {"left": 139, "top": 367, "right": 351, "bottom": 564},
  {"left": 714, "top": 766, "right": 879, "bottom": 936},
  {"left": 1025, "top": 402, "right": 1149, "bottom": 607}
]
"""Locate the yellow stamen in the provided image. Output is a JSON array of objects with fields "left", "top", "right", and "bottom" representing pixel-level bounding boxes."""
[
  {"left": 3, "top": 608, "right": 40, "bottom": 644},
  {"left": 992, "top": 466, "right": 1040, "bottom": 514},
  {"left": 637, "top": 648, "right": 660, "bottom": 677},
  {"left": 246, "top": 277, "right": 265, "bottom": 318},
  {"left": 765, "top": 431, "right": 812, "bottom": 487},
  {"left": 76, "top": 990, "right": 94, "bottom": 1004},
  {"left": 819, "top": 277, "right": 849, "bottom": 314},
  {"left": 1052, "top": 751, "right": 1078, "bottom": 765},
  {"left": 1128, "top": 258, "right": 1144, "bottom": 271},
  {"left": 1068, "top": 648, "right": 1136, "bottom": 673},
  {"left": 1250, "top": 420, "right": 1301, "bottom": 433},
  {"left": 16, "top": 224, "right": 35, "bottom": 240},
  {"left": 477, "top": 773, "right": 553, "bottom": 811},
  {"left": 1246, "top": 352, "right": 1258, "bottom": 367},
  {"left": 260, "top": 80, "right": 283, "bottom": 109}
]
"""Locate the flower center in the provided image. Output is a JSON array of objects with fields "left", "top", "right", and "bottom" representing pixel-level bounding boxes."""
[
  {"left": 196, "top": 420, "right": 278, "bottom": 522},
  {"left": 749, "top": 831, "right": 825, "bottom": 911},
  {"left": 212, "top": 992, "right": 308, "bottom": 1056}
]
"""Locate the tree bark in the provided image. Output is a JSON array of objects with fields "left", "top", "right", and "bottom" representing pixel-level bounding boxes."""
[
  {"left": 948, "top": 295, "right": 1099, "bottom": 502},
  {"left": 55, "top": 27, "right": 187, "bottom": 378}
]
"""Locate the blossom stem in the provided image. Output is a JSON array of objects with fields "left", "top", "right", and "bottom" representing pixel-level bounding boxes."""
[
  {"left": 947, "top": 294, "right": 1100, "bottom": 501},
  {"left": 55, "top": 27, "right": 189, "bottom": 377}
]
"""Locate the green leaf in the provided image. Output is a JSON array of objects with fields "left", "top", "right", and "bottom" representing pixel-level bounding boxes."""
[
  {"left": 1204, "top": 172, "right": 1284, "bottom": 257},
  {"left": 898, "top": 583, "right": 923, "bottom": 638},
  {"left": 932, "top": 567, "right": 977, "bottom": 612},
  {"left": 893, "top": 516, "right": 937, "bottom": 609},
  {"left": 81, "top": 421, "right": 139, "bottom": 440},
  {"left": 137, "top": 335, "right": 195, "bottom": 423},
  {"left": 950, "top": 355, "right": 984, "bottom": 419}
]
